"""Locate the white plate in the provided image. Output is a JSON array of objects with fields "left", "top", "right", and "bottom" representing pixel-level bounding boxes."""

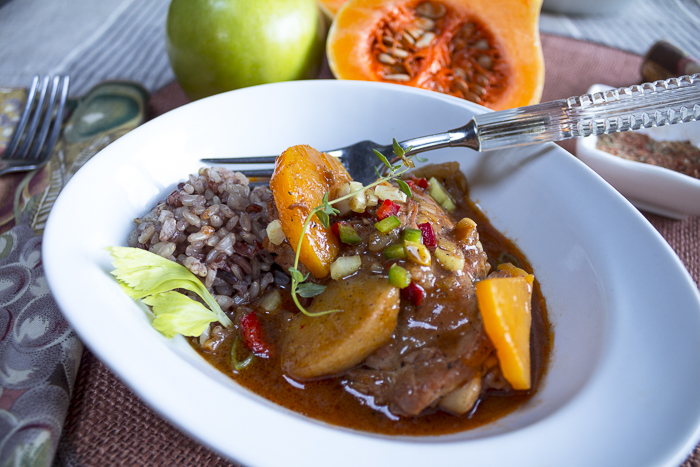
[
  {"left": 43, "top": 80, "right": 700, "bottom": 467},
  {"left": 577, "top": 84, "right": 700, "bottom": 219}
]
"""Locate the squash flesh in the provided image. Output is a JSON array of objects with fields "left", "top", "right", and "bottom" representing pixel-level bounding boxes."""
[
  {"left": 270, "top": 145, "right": 353, "bottom": 278},
  {"left": 475, "top": 276, "right": 532, "bottom": 390}
]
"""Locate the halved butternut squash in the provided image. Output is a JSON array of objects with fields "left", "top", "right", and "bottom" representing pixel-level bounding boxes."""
[
  {"left": 327, "top": 0, "right": 544, "bottom": 110},
  {"left": 270, "top": 145, "right": 353, "bottom": 278}
]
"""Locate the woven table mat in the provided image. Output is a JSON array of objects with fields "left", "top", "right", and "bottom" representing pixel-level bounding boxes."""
[{"left": 54, "top": 33, "right": 700, "bottom": 466}]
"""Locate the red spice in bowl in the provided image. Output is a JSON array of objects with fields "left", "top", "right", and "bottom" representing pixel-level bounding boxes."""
[{"left": 596, "top": 132, "right": 700, "bottom": 180}]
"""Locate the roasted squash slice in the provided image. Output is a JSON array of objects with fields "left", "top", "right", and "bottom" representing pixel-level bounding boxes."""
[
  {"left": 270, "top": 145, "right": 353, "bottom": 278},
  {"left": 475, "top": 276, "right": 532, "bottom": 390},
  {"left": 327, "top": 0, "right": 544, "bottom": 110}
]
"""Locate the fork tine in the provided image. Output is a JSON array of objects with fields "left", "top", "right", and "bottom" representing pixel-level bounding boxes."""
[
  {"left": 3, "top": 75, "right": 40, "bottom": 159},
  {"left": 14, "top": 76, "right": 50, "bottom": 160},
  {"left": 240, "top": 169, "right": 274, "bottom": 178},
  {"left": 40, "top": 76, "right": 70, "bottom": 163},
  {"left": 0, "top": 76, "right": 71, "bottom": 178},
  {"left": 28, "top": 76, "right": 61, "bottom": 161}
]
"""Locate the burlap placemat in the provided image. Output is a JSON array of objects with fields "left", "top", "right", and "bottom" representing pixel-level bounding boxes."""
[{"left": 53, "top": 33, "right": 700, "bottom": 466}]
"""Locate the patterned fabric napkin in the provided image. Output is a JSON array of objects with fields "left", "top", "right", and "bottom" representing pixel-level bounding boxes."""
[{"left": 0, "top": 81, "right": 148, "bottom": 466}]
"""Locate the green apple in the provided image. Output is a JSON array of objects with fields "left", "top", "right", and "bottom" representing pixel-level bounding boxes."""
[{"left": 166, "top": 0, "right": 325, "bottom": 100}]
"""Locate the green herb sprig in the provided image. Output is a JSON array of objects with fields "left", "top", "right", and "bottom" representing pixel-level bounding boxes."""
[{"left": 290, "top": 139, "right": 419, "bottom": 316}]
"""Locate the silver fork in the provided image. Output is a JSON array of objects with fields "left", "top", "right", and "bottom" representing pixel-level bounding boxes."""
[
  {"left": 0, "top": 75, "right": 71, "bottom": 176},
  {"left": 203, "top": 74, "right": 700, "bottom": 185}
]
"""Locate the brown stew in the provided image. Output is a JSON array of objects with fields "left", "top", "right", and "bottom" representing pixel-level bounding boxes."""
[{"left": 187, "top": 162, "right": 551, "bottom": 436}]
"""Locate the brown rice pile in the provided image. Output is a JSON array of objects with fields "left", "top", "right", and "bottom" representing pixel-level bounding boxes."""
[{"left": 127, "top": 166, "right": 282, "bottom": 311}]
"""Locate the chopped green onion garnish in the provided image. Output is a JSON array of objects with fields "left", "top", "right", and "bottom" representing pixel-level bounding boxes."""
[
  {"left": 374, "top": 215, "right": 401, "bottom": 233},
  {"left": 388, "top": 263, "right": 411, "bottom": 289},
  {"left": 428, "top": 177, "right": 457, "bottom": 212},
  {"left": 403, "top": 227, "right": 422, "bottom": 243},
  {"left": 384, "top": 243, "right": 407, "bottom": 260},
  {"left": 338, "top": 224, "right": 362, "bottom": 245}
]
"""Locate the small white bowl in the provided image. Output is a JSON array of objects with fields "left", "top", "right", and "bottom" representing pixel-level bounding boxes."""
[{"left": 576, "top": 84, "right": 700, "bottom": 219}]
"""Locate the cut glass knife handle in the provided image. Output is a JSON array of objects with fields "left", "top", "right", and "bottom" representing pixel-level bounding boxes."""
[{"left": 469, "top": 74, "right": 700, "bottom": 152}]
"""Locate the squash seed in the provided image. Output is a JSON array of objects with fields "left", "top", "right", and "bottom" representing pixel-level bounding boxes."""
[
  {"left": 474, "top": 39, "right": 490, "bottom": 50},
  {"left": 392, "top": 47, "right": 409, "bottom": 58},
  {"left": 378, "top": 53, "right": 397, "bottom": 65},
  {"left": 382, "top": 35, "right": 395, "bottom": 46},
  {"left": 453, "top": 68, "right": 467, "bottom": 80},
  {"left": 384, "top": 73, "right": 411, "bottom": 82},
  {"left": 453, "top": 79, "right": 469, "bottom": 93},
  {"left": 415, "top": 31, "right": 436, "bottom": 49},
  {"left": 401, "top": 33, "right": 415, "bottom": 46},
  {"left": 406, "top": 26, "right": 424, "bottom": 39},
  {"left": 464, "top": 90, "right": 481, "bottom": 103},
  {"left": 477, "top": 55, "right": 493, "bottom": 70},
  {"left": 471, "top": 83, "right": 486, "bottom": 96},
  {"left": 413, "top": 17, "right": 435, "bottom": 31},
  {"left": 415, "top": 1, "right": 446, "bottom": 19},
  {"left": 476, "top": 73, "right": 490, "bottom": 86}
]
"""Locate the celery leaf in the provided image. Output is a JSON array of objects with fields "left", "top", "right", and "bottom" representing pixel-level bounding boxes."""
[
  {"left": 106, "top": 246, "right": 232, "bottom": 332},
  {"left": 143, "top": 292, "right": 218, "bottom": 338}
]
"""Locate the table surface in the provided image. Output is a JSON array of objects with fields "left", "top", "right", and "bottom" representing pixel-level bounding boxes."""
[{"left": 0, "top": 1, "right": 699, "bottom": 466}]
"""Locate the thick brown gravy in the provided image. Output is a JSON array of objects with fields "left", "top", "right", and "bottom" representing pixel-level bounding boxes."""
[{"left": 190, "top": 171, "right": 552, "bottom": 436}]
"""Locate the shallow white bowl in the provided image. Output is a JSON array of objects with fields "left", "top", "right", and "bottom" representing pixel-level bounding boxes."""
[
  {"left": 43, "top": 80, "right": 700, "bottom": 467},
  {"left": 576, "top": 84, "right": 700, "bottom": 219}
]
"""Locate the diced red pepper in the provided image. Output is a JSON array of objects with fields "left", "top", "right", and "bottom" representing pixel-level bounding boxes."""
[
  {"left": 408, "top": 177, "right": 429, "bottom": 190},
  {"left": 418, "top": 222, "right": 437, "bottom": 248},
  {"left": 401, "top": 281, "right": 426, "bottom": 306},
  {"left": 376, "top": 199, "right": 401, "bottom": 220},
  {"left": 240, "top": 312, "right": 272, "bottom": 358},
  {"left": 406, "top": 180, "right": 416, "bottom": 190}
]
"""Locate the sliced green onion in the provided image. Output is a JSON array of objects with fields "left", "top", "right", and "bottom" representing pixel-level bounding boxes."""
[
  {"left": 338, "top": 224, "right": 362, "bottom": 245},
  {"left": 428, "top": 177, "right": 457, "bottom": 212},
  {"left": 231, "top": 335, "right": 254, "bottom": 371},
  {"left": 374, "top": 215, "right": 401, "bottom": 234},
  {"left": 388, "top": 263, "right": 412, "bottom": 289},
  {"left": 403, "top": 227, "right": 422, "bottom": 243},
  {"left": 384, "top": 243, "right": 407, "bottom": 260}
]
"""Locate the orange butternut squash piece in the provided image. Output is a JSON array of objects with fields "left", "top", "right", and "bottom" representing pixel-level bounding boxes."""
[
  {"left": 270, "top": 145, "right": 353, "bottom": 278},
  {"left": 475, "top": 276, "right": 532, "bottom": 390}
]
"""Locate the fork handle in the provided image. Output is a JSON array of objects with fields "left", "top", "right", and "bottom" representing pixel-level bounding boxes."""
[{"left": 461, "top": 74, "right": 700, "bottom": 152}]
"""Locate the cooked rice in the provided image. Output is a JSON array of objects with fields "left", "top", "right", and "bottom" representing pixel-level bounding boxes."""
[{"left": 127, "top": 166, "right": 277, "bottom": 311}]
